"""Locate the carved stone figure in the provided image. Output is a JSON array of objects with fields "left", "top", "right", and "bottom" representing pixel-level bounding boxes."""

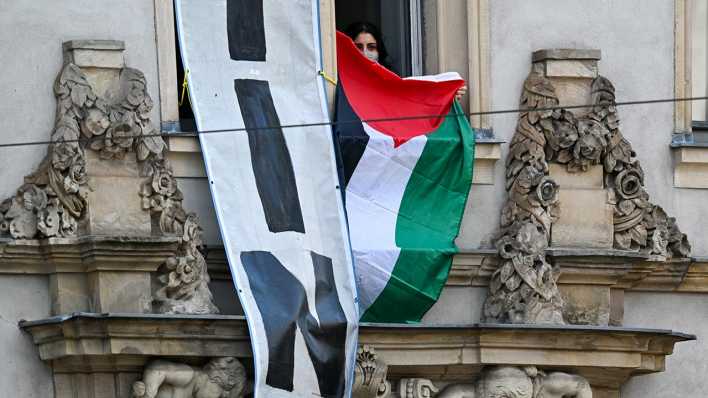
[
  {"left": 353, "top": 346, "right": 391, "bottom": 398},
  {"left": 399, "top": 378, "right": 439, "bottom": 398},
  {"left": 0, "top": 61, "right": 218, "bottom": 314},
  {"left": 132, "top": 357, "right": 247, "bottom": 398},
  {"left": 436, "top": 366, "right": 591, "bottom": 398},
  {"left": 483, "top": 67, "right": 691, "bottom": 325}
]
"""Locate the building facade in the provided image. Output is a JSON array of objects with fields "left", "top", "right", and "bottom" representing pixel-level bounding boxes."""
[{"left": 0, "top": 1, "right": 706, "bottom": 397}]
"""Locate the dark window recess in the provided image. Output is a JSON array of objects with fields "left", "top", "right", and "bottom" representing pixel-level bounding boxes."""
[
  {"left": 691, "top": 121, "right": 708, "bottom": 145},
  {"left": 336, "top": 0, "right": 413, "bottom": 77},
  {"left": 175, "top": 17, "right": 197, "bottom": 132}
]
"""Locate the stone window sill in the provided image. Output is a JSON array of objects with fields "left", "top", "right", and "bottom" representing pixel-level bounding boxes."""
[{"left": 671, "top": 131, "right": 708, "bottom": 188}]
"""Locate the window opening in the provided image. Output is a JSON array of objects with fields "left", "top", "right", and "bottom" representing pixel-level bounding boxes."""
[{"left": 336, "top": 0, "right": 421, "bottom": 77}]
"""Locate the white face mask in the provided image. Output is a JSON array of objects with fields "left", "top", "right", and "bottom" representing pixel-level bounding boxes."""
[{"left": 364, "top": 49, "right": 379, "bottom": 62}]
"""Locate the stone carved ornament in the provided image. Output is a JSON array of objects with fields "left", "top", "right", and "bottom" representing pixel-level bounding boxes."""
[
  {"left": 353, "top": 346, "right": 392, "bottom": 398},
  {"left": 0, "top": 63, "right": 218, "bottom": 314},
  {"left": 436, "top": 366, "right": 592, "bottom": 398},
  {"left": 132, "top": 357, "right": 247, "bottom": 398},
  {"left": 399, "top": 378, "right": 439, "bottom": 398},
  {"left": 482, "top": 72, "right": 691, "bottom": 325}
]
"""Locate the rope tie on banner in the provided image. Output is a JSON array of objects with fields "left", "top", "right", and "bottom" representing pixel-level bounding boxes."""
[
  {"left": 179, "top": 69, "right": 190, "bottom": 107},
  {"left": 318, "top": 70, "right": 337, "bottom": 86}
]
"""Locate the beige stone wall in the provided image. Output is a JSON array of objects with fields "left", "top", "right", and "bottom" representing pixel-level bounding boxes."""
[
  {"left": 621, "top": 292, "right": 708, "bottom": 397},
  {"left": 0, "top": 275, "right": 54, "bottom": 396}
]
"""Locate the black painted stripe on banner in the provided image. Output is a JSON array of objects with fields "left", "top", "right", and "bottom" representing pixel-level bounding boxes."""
[
  {"left": 227, "top": 0, "right": 266, "bottom": 61},
  {"left": 303, "top": 252, "right": 348, "bottom": 396},
  {"left": 333, "top": 83, "right": 369, "bottom": 188},
  {"left": 240, "top": 251, "right": 348, "bottom": 396},
  {"left": 234, "top": 79, "right": 305, "bottom": 234}
]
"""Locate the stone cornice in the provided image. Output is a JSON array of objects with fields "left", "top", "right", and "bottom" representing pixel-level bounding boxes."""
[
  {"left": 0, "top": 235, "right": 179, "bottom": 273},
  {"left": 204, "top": 246, "right": 708, "bottom": 293},
  {"left": 19, "top": 313, "right": 694, "bottom": 389}
]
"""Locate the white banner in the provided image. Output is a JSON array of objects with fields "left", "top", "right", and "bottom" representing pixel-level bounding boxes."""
[{"left": 175, "top": 1, "right": 358, "bottom": 396}]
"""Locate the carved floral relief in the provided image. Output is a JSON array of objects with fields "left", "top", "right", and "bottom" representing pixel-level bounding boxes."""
[
  {"left": 483, "top": 72, "right": 691, "bottom": 325},
  {"left": 0, "top": 63, "right": 218, "bottom": 314}
]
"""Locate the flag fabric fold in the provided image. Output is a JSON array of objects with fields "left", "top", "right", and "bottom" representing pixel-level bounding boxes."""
[{"left": 335, "top": 31, "right": 475, "bottom": 323}]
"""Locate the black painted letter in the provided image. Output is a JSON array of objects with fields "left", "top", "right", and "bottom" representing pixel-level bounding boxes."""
[
  {"left": 240, "top": 251, "right": 348, "bottom": 397},
  {"left": 227, "top": 0, "right": 266, "bottom": 61},
  {"left": 234, "top": 79, "right": 305, "bottom": 233}
]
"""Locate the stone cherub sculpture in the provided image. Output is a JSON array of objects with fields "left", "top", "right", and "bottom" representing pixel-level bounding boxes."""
[
  {"left": 437, "top": 366, "right": 592, "bottom": 398},
  {"left": 132, "top": 357, "right": 247, "bottom": 398}
]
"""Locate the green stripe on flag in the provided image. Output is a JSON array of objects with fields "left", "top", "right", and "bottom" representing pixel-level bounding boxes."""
[{"left": 362, "top": 102, "right": 475, "bottom": 323}]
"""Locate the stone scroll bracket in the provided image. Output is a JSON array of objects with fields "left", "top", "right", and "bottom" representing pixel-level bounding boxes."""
[
  {"left": 0, "top": 40, "right": 218, "bottom": 315},
  {"left": 482, "top": 49, "right": 691, "bottom": 326}
]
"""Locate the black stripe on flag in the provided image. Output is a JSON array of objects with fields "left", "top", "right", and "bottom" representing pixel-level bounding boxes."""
[
  {"left": 240, "top": 251, "right": 348, "bottom": 396},
  {"left": 234, "top": 79, "right": 305, "bottom": 233},
  {"left": 333, "top": 84, "right": 369, "bottom": 187},
  {"left": 227, "top": 0, "right": 266, "bottom": 61}
]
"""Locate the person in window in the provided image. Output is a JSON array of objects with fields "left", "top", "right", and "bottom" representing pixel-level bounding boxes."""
[
  {"left": 345, "top": 21, "right": 392, "bottom": 70},
  {"left": 344, "top": 21, "right": 467, "bottom": 101}
]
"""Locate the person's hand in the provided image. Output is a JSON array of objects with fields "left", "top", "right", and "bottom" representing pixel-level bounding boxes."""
[{"left": 455, "top": 85, "right": 468, "bottom": 101}]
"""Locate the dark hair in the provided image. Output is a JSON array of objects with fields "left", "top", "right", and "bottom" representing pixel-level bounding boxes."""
[{"left": 344, "top": 21, "right": 391, "bottom": 70}]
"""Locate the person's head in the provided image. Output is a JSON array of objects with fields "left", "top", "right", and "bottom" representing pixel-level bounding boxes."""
[{"left": 344, "top": 22, "right": 390, "bottom": 68}]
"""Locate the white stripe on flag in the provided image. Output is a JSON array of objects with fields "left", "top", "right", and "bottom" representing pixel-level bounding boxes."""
[{"left": 346, "top": 122, "right": 427, "bottom": 313}]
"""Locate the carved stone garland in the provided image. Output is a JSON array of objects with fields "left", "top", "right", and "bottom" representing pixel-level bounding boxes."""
[
  {"left": 0, "top": 63, "right": 218, "bottom": 314},
  {"left": 483, "top": 72, "right": 691, "bottom": 325}
]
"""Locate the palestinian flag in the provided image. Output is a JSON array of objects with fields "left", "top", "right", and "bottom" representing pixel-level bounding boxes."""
[{"left": 334, "top": 31, "right": 475, "bottom": 323}]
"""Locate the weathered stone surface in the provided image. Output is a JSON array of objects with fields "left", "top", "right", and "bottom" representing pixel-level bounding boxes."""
[
  {"left": 437, "top": 366, "right": 592, "bottom": 398},
  {"left": 62, "top": 39, "right": 126, "bottom": 52},
  {"left": 63, "top": 40, "right": 125, "bottom": 98},
  {"left": 547, "top": 77, "right": 593, "bottom": 116},
  {"left": 132, "top": 357, "right": 246, "bottom": 398},
  {"left": 609, "top": 288, "right": 624, "bottom": 326},
  {"left": 551, "top": 188, "right": 614, "bottom": 248},
  {"left": 532, "top": 49, "right": 602, "bottom": 62},
  {"left": 83, "top": 152, "right": 151, "bottom": 236},
  {"left": 544, "top": 60, "right": 599, "bottom": 78},
  {"left": 50, "top": 273, "right": 90, "bottom": 315},
  {"left": 0, "top": 43, "right": 218, "bottom": 314},
  {"left": 483, "top": 51, "right": 691, "bottom": 325},
  {"left": 549, "top": 163, "right": 603, "bottom": 189},
  {"left": 560, "top": 284, "right": 611, "bottom": 325},
  {"left": 353, "top": 346, "right": 391, "bottom": 398},
  {"left": 71, "top": 49, "right": 125, "bottom": 69},
  {"left": 19, "top": 314, "right": 694, "bottom": 394},
  {"left": 88, "top": 271, "right": 151, "bottom": 313},
  {"left": 398, "top": 378, "right": 438, "bottom": 398}
]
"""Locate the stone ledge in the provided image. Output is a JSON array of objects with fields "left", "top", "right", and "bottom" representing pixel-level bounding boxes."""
[
  {"left": 202, "top": 246, "right": 708, "bottom": 293},
  {"left": 532, "top": 49, "right": 602, "bottom": 62},
  {"left": 0, "top": 235, "right": 179, "bottom": 273},
  {"left": 62, "top": 40, "right": 126, "bottom": 70},
  {"left": 19, "top": 313, "right": 693, "bottom": 390},
  {"left": 62, "top": 40, "right": 126, "bottom": 51}
]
